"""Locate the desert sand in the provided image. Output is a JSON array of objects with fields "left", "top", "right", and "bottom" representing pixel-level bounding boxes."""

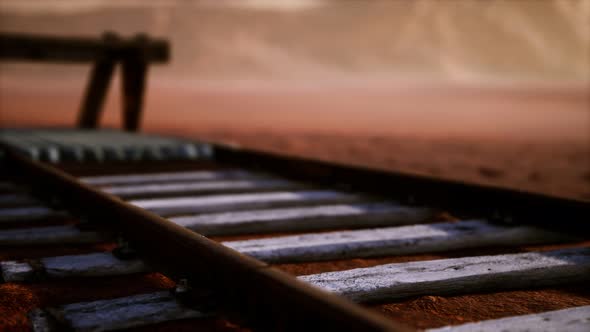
[
  {"left": 1, "top": 1, "right": 588, "bottom": 82},
  {"left": 1, "top": 77, "right": 589, "bottom": 201},
  {"left": 0, "top": 0, "right": 589, "bottom": 200}
]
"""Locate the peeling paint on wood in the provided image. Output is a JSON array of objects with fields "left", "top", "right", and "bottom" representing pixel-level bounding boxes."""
[
  {"left": 0, "top": 206, "right": 67, "bottom": 222},
  {"left": 80, "top": 169, "right": 258, "bottom": 186},
  {"left": 300, "top": 248, "right": 590, "bottom": 303},
  {"left": 130, "top": 190, "right": 361, "bottom": 216},
  {"left": 1, "top": 252, "right": 148, "bottom": 282},
  {"left": 103, "top": 179, "right": 302, "bottom": 198},
  {"left": 46, "top": 252, "right": 147, "bottom": 278},
  {"left": 171, "top": 203, "right": 433, "bottom": 236},
  {"left": 224, "top": 220, "right": 572, "bottom": 263},
  {"left": 428, "top": 305, "right": 590, "bottom": 332},
  {"left": 0, "top": 225, "right": 102, "bottom": 245},
  {"left": 0, "top": 260, "right": 34, "bottom": 282},
  {"left": 28, "top": 291, "right": 206, "bottom": 331}
]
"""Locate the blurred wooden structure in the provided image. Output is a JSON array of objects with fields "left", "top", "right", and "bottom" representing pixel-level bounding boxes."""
[{"left": 0, "top": 32, "right": 169, "bottom": 131}]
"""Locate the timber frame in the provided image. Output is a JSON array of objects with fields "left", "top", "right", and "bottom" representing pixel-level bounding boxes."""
[{"left": 0, "top": 32, "right": 169, "bottom": 131}]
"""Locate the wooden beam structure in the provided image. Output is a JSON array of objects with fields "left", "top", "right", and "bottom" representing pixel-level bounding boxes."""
[
  {"left": 0, "top": 32, "right": 168, "bottom": 63},
  {"left": 0, "top": 32, "right": 169, "bottom": 131}
]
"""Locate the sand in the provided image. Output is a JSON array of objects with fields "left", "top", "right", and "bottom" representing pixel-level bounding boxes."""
[
  {"left": 1, "top": 0, "right": 589, "bottom": 202},
  {"left": 1, "top": 77, "right": 589, "bottom": 201},
  {"left": 186, "top": 129, "right": 590, "bottom": 202},
  {"left": 146, "top": 80, "right": 589, "bottom": 202},
  {"left": 1, "top": 1, "right": 588, "bottom": 82}
]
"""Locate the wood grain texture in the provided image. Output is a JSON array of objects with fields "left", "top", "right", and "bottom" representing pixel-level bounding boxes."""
[
  {"left": 0, "top": 261, "right": 33, "bottom": 282},
  {"left": 171, "top": 203, "right": 433, "bottom": 236},
  {"left": 28, "top": 291, "right": 205, "bottom": 332},
  {"left": 224, "top": 220, "right": 571, "bottom": 263},
  {"left": 0, "top": 225, "right": 102, "bottom": 245},
  {"left": 300, "top": 248, "right": 590, "bottom": 303},
  {"left": 1, "top": 252, "right": 147, "bottom": 282},
  {"left": 43, "top": 252, "right": 147, "bottom": 278},
  {"left": 0, "top": 33, "right": 168, "bottom": 63},
  {"left": 80, "top": 169, "right": 257, "bottom": 186},
  {"left": 428, "top": 305, "right": 590, "bottom": 332},
  {"left": 6, "top": 220, "right": 570, "bottom": 279},
  {"left": 131, "top": 190, "right": 361, "bottom": 216},
  {"left": 0, "top": 206, "right": 66, "bottom": 223},
  {"left": 104, "top": 179, "right": 302, "bottom": 198}
]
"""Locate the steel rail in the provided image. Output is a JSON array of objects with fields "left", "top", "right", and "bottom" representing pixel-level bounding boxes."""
[{"left": 0, "top": 144, "right": 412, "bottom": 331}]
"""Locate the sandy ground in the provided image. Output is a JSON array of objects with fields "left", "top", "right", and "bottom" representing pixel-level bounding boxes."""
[
  {"left": 1, "top": 0, "right": 588, "bottom": 202},
  {"left": 184, "top": 129, "right": 590, "bottom": 202},
  {"left": 1, "top": 77, "right": 589, "bottom": 201},
  {"left": 1, "top": 3, "right": 589, "bottom": 329}
]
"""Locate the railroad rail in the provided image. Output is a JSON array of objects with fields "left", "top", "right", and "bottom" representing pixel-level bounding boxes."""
[{"left": 0, "top": 129, "right": 589, "bottom": 331}]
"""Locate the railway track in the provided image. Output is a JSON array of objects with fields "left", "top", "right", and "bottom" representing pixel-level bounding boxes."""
[{"left": 0, "top": 129, "right": 589, "bottom": 332}]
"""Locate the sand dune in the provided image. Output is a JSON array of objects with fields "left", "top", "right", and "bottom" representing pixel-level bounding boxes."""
[
  {"left": 1, "top": 1, "right": 589, "bottom": 200},
  {"left": 1, "top": 0, "right": 588, "bottom": 82}
]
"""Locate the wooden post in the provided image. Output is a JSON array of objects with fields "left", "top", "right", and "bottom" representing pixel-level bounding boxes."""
[
  {"left": 121, "top": 34, "right": 148, "bottom": 132},
  {"left": 1, "top": 32, "right": 169, "bottom": 131},
  {"left": 77, "top": 32, "right": 118, "bottom": 129}
]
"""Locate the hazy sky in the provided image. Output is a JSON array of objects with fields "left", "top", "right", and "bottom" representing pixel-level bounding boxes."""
[{"left": 1, "top": 0, "right": 588, "bottom": 84}]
